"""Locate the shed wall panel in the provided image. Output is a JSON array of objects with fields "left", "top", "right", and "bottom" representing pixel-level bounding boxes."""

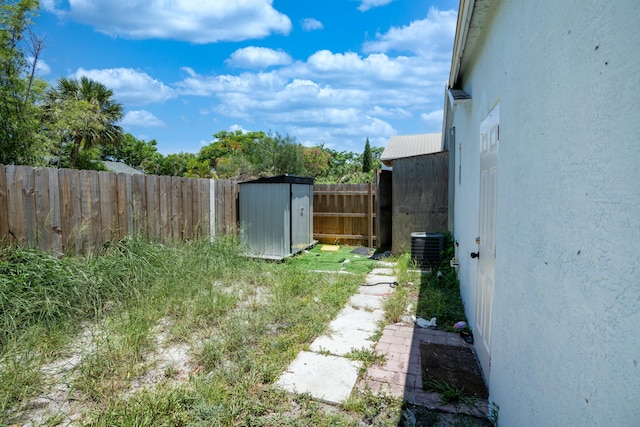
[{"left": 239, "top": 183, "right": 290, "bottom": 259}]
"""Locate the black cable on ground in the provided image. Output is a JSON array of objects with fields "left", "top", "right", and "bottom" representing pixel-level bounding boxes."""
[{"left": 360, "top": 281, "right": 399, "bottom": 288}]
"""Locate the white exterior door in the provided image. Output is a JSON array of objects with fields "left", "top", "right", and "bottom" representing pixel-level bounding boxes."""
[{"left": 476, "top": 104, "right": 499, "bottom": 380}]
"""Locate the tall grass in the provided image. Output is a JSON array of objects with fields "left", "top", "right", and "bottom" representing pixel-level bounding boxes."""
[
  {"left": 0, "top": 247, "right": 100, "bottom": 349},
  {"left": 3, "top": 236, "right": 401, "bottom": 425},
  {"left": 384, "top": 237, "right": 468, "bottom": 330}
]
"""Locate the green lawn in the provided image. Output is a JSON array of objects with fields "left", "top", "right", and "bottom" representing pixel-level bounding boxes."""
[{"left": 286, "top": 244, "right": 379, "bottom": 275}]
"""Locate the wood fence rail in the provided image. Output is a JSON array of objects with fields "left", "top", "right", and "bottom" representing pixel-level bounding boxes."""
[
  {"left": 0, "top": 164, "right": 377, "bottom": 254},
  {"left": 313, "top": 183, "right": 376, "bottom": 247}
]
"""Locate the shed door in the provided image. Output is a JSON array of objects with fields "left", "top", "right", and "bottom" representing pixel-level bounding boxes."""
[
  {"left": 291, "top": 184, "right": 312, "bottom": 253},
  {"left": 476, "top": 103, "right": 499, "bottom": 380}
]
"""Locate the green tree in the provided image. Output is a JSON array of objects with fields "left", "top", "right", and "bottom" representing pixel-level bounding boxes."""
[
  {"left": 215, "top": 152, "right": 254, "bottom": 180},
  {"left": 324, "top": 149, "right": 359, "bottom": 181},
  {"left": 302, "top": 146, "right": 331, "bottom": 178},
  {"left": 101, "top": 133, "right": 160, "bottom": 171},
  {"left": 43, "top": 76, "right": 123, "bottom": 168},
  {"left": 158, "top": 152, "right": 196, "bottom": 177},
  {"left": 362, "top": 137, "right": 372, "bottom": 173},
  {"left": 199, "top": 130, "right": 266, "bottom": 169},
  {"left": 41, "top": 97, "right": 106, "bottom": 169},
  {"left": 370, "top": 146, "right": 384, "bottom": 170},
  {"left": 273, "top": 133, "right": 305, "bottom": 176},
  {"left": 0, "top": 0, "right": 46, "bottom": 165}
]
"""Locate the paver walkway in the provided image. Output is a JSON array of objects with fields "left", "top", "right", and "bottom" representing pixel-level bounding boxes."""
[
  {"left": 275, "top": 265, "right": 396, "bottom": 403},
  {"left": 275, "top": 262, "right": 488, "bottom": 419}
]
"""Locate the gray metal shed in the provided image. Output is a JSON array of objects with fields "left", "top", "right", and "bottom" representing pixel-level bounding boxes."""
[{"left": 239, "top": 175, "right": 315, "bottom": 260}]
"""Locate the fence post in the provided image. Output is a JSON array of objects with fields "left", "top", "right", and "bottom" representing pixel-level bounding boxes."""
[
  {"left": 214, "top": 179, "right": 216, "bottom": 242},
  {"left": 368, "top": 182, "right": 373, "bottom": 248}
]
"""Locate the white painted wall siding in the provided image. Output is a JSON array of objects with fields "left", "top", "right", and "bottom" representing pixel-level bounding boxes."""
[{"left": 450, "top": 1, "right": 640, "bottom": 425}]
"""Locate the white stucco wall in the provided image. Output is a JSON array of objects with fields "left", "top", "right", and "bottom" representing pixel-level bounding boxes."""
[{"left": 450, "top": 1, "right": 640, "bottom": 425}]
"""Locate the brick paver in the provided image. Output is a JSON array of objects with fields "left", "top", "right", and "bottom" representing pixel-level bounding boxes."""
[{"left": 358, "top": 324, "right": 489, "bottom": 418}]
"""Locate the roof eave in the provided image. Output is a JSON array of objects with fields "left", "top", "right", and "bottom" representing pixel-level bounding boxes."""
[{"left": 449, "top": 0, "right": 476, "bottom": 88}]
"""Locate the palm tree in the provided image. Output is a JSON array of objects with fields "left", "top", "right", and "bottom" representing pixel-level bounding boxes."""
[{"left": 45, "top": 76, "right": 123, "bottom": 168}]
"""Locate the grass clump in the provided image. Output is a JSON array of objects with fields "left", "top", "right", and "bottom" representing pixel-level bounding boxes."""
[
  {"left": 424, "top": 379, "right": 477, "bottom": 409},
  {"left": 384, "top": 234, "right": 468, "bottom": 330},
  {"left": 0, "top": 247, "right": 102, "bottom": 349},
  {"left": 342, "top": 388, "right": 402, "bottom": 426}
]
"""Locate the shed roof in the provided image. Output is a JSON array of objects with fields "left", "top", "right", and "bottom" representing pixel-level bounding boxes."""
[
  {"left": 102, "top": 161, "right": 144, "bottom": 175},
  {"left": 240, "top": 174, "right": 314, "bottom": 185},
  {"left": 380, "top": 133, "right": 443, "bottom": 166}
]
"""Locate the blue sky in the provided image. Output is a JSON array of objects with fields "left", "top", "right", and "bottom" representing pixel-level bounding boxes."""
[{"left": 34, "top": 0, "right": 458, "bottom": 155}]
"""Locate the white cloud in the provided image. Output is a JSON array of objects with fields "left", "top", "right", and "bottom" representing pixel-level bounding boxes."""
[
  {"left": 363, "top": 7, "right": 457, "bottom": 58},
  {"left": 172, "top": 35, "right": 450, "bottom": 147},
  {"left": 27, "top": 56, "right": 51, "bottom": 76},
  {"left": 301, "top": 18, "right": 323, "bottom": 31},
  {"left": 97, "top": 6, "right": 456, "bottom": 151},
  {"left": 47, "top": 0, "right": 292, "bottom": 43},
  {"left": 371, "top": 106, "right": 412, "bottom": 119},
  {"left": 229, "top": 124, "right": 246, "bottom": 132},
  {"left": 226, "top": 47, "right": 292, "bottom": 69},
  {"left": 421, "top": 109, "right": 443, "bottom": 129},
  {"left": 71, "top": 68, "right": 176, "bottom": 105},
  {"left": 358, "top": 0, "right": 394, "bottom": 12},
  {"left": 121, "top": 110, "right": 166, "bottom": 127}
]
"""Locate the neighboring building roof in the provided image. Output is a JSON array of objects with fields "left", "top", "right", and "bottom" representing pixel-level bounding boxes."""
[
  {"left": 102, "top": 161, "right": 144, "bottom": 175},
  {"left": 380, "top": 133, "right": 443, "bottom": 166}
]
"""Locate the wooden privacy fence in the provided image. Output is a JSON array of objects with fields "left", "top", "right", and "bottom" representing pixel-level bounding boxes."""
[
  {"left": 0, "top": 165, "right": 238, "bottom": 254},
  {"left": 313, "top": 183, "right": 376, "bottom": 247},
  {"left": 0, "top": 164, "right": 379, "bottom": 254}
]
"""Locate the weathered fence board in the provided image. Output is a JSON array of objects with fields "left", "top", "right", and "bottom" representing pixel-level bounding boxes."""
[
  {"left": 0, "top": 165, "right": 7, "bottom": 242},
  {"left": 391, "top": 151, "right": 449, "bottom": 254},
  {"left": 34, "top": 168, "right": 52, "bottom": 251},
  {"left": 181, "top": 177, "right": 192, "bottom": 239},
  {"left": 7, "top": 166, "right": 26, "bottom": 245},
  {"left": 159, "top": 176, "right": 170, "bottom": 242},
  {"left": 170, "top": 176, "right": 182, "bottom": 242},
  {"left": 312, "top": 183, "right": 376, "bottom": 247},
  {"left": 48, "top": 169, "right": 63, "bottom": 254},
  {"left": 146, "top": 174, "right": 159, "bottom": 241},
  {"left": 22, "top": 167, "right": 37, "bottom": 246},
  {"left": 131, "top": 174, "right": 146, "bottom": 238},
  {"left": 215, "top": 180, "right": 238, "bottom": 236}
]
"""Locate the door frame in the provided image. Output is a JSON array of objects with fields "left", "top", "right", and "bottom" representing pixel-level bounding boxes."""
[{"left": 475, "top": 103, "right": 500, "bottom": 380}]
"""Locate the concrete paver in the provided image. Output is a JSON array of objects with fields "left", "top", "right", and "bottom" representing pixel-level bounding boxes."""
[
  {"left": 364, "top": 274, "right": 397, "bottom": 286},
  {"left": 348, "top": 293, "right": 384, "bottom": 310},
  {"left": 359, "top": 283, "right": 396, "bottom": 296},
  {"left": 275, "top": 351, "right": 362, "bottom": 404},
  {"left": 369, "top": 267, "right": 395, "bottom": 276},
  {"left": 309, "top": 304, "right": 384, "bottom": 355},
  {"left": 310, "top": 328, "right": 376, "bottom": 355}
]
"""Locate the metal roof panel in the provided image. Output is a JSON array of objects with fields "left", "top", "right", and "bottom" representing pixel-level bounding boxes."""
[{"left": 380, "top": 133, "right": 443, "bottom": 166}]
